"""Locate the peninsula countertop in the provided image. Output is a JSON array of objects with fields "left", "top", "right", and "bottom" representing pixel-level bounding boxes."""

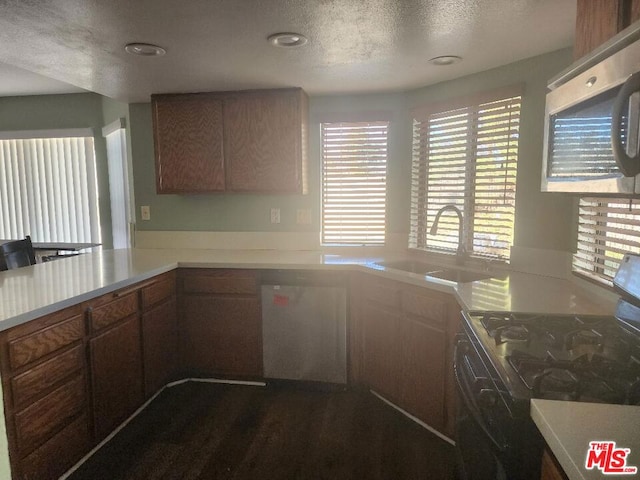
[{"left": 0, "top": 248, "right": 617, "bottom": 331}]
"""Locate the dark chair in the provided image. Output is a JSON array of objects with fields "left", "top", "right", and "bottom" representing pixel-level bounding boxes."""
[{"left": 0, "top": 236, "right": 37, "bottom": 270}]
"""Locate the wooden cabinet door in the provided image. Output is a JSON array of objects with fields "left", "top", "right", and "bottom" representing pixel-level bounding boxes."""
[
  {"left": 142, "top": 297, "right": 177, "bottom": 397},
  {"left": 152, "top": 94, "right": 225, "bottom": 193},
  {"left": 181, "top": 295, "right": 262, "bottom": 377},
  {"left": 398, "top": 316, "right": 447, "bottom": 431},
  {"left": 362, "top": 303, "right": 401, "bottom": 402},
  {"left": 573, "top": 0, "right": 638, "bottom": 59},
  {"left": 89, "top": 315, "right": 143, "bottom": 440},
  {"left": 224, "top": 88, "right": 308, "bottom": 193}
]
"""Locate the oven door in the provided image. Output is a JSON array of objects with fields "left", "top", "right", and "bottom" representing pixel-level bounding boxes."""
[{"left": 454, "top": 334, "right": 542, "bottom": 480}]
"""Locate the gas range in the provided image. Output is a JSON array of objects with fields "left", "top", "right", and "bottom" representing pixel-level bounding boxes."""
[
  {"left": 454, "top": 255, "right": 640, "bottom": 480},
  {"left": 463, "top": 310, "right": 640, "bottom": 405}
]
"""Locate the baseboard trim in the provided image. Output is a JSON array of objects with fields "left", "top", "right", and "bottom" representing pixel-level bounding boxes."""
[{"left": 370, "top": 389, "right": 456, "bottom": 446}]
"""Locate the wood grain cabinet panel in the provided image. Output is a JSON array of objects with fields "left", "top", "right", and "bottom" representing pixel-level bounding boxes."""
[
  {"left": 89, "top": 315, "right": 144, "bottom": 441},
  {"left": 11, "top": 345, "right": 84, "bottom": 408},
  {"left": 362, "top": 303, "right": 401, "bottom": 402},
  {"left": 152, "top": 93, "right": 225, "bottom": 193},
  {"left": 8, "top": 315, "right": 84, "bottom": 370},
  {"left": 141, "top": 272, "right": 176, "bottom": 310},
  {"left": 541, "top": 448, "right": 569, "bottom": 480},
  {"left": 14, "top": 374, "right": 86, "bottom": 455},
  {"left": 574, "top": 0, "right": 640, "bottom": 59},
  {"left": 181, "top": 269, "right": 258, "bottom": 295},
  {"left": 398, "top": 317, "right": 446, "bottom": 430},
  {"left": 181, "top": 295, "right": 262, "bottom": 377},
  {"left": 224, "top": 88, "right": 308, "bottom": 193},
  {"left": 20, "top": 414, "right": 90, "bottom": 480},
  {"left": 142, "top": 297, "right": 178, "bottom": 397},
  {"left": 89, "top": 292, "right": 139, "bottom": 332}
]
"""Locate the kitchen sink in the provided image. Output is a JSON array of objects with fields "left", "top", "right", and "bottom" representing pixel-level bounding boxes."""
[
  {"left": 426, "top": 269, "right": 493, "bottom": 283},
  {"left": 374, "top": 260, "right": 442, "bottom": 275}
]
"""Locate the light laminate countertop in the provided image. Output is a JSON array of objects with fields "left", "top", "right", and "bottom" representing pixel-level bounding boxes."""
[
  {"left": 531, "top": 399, "right": 640, "bottom": 480},
  {"left": 0, "top": 248, "right": 617, "bottom": 331}
]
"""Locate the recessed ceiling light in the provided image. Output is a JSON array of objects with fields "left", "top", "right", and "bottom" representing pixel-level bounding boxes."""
[
  {"left": 428, "top": 55, "right": 462, "bottom": 66},
  {"left": 124, "top": 43, "right": 166, "bottom": 57},
  {"left": 267, "top": 32, "right": 308, "bottom": 48}
]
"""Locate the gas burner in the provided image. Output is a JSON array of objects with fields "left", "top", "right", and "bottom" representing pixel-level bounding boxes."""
[
  {"left": 565, "top": 328, "right": 603, "bottom": 350},
  {"left": 495, "top": 325, "right": 530, "bottom": 345},
  {"left": 532, "top": 368, "right": 579, "bottom": 399}
]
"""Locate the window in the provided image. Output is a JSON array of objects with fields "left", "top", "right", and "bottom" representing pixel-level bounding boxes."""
[
  {"left": 0, "top": 130, "right": 101, "bottom": 243},
  {"left": 573, "top": 197, "right": 640, "bottom": 283},
  {"left": 321, "top": 121, "right": 389, "bottom": 245},
  {"left": 409, "top": 88, "right": 522, "bottom": 261}
]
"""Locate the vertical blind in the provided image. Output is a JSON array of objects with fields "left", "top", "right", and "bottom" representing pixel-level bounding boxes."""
[
  {"left": 410, "top": 93, "right": 521, "bottom": 261},
  {"left": 574, "top": 197, "right": 640, "bottom": 283},
  {"left": 0, "top": 135, "right": 100, "bottom": 243},
  {"left": 321, "top": 121, "right": 389, "bottom": 245}
]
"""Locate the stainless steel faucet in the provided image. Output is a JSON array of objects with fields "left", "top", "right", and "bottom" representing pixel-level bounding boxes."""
[{"left": 429, "top": 204, "right": 466, "bottom": 265}]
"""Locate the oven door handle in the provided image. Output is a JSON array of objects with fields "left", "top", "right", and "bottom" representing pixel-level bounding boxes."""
[
  {"left": 454, "top": 337, "right": 510, "bottom": 453},
  {"left": 612, "top": 71, "right": 640, "bottom": 176}
]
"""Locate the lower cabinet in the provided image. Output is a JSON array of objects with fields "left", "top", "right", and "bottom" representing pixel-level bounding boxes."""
[
  {"left": 142, "top": 297, "right": 178, "bottom": 397},
  {"left": 179, "top": 269, "right": 262, "bottom": 377},
  {"left": 356, "top": 274, "right": 459, "bottom": 437},
  {"left": 89, "top": 314, "right": 144, "bottom": 441}
]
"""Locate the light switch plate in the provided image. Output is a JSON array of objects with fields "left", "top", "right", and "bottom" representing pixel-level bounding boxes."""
[
  {"left": 141, "top": 205, "right": 151, "bottom": 221},
  {"left": 296, "top": 208, "right": 311, "bottom": 225}
]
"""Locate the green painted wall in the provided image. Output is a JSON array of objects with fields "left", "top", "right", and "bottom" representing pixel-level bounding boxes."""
[
  {"left": 0, "top": 93, "right": 114, "bottom": 248},
  {"left": 130, "top": 47, "right": 575, "bottom": 252},
  {"left": 0, "top": 47, "right": 576, "bottom": 254}
]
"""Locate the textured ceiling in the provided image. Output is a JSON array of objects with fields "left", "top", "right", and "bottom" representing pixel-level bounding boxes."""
[{"left": 0, "top": 0, "right": 576, "bottom": 102}]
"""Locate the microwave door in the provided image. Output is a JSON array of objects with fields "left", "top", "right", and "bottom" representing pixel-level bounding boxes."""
[{"left": 612, "top": 72, "right": 640, "bottom": 180}]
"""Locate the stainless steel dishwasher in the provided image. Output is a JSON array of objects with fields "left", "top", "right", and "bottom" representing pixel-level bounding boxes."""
[{"left": 261, "top": 270, "right": 347, "bottom": 384}]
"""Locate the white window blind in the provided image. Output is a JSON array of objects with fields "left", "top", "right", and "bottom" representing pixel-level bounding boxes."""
[
  {"left": 0, "top": 135, "right": 101, "bottom": 243},
  {"left": 574, "top": 197, "right": 640, "bottom": 283},
  {"left": 410, "top": 92, "right": 521, "bottom": 261},
  {"left": 321, "top": 121, "right": 389, "bottom": 245}
]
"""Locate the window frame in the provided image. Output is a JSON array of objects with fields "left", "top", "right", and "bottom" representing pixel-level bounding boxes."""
[
  {"left": 409, "top": 85, "right": 523, "bottom": 262},
  {"left": 320, "top": 119, "right": 390, "bottom": 247},
  {"left": 0, "top": 128, "right": 101, "bottom": 244}
]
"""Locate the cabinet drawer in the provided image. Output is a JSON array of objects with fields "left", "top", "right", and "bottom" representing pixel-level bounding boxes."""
[
  {"left": 15, "top": 374, "right": 86, "bottom": 455},
  {"left": 401, "top": 291, "right": 447, "bottom": 325},
  {"left": 9, "top": 316, "right": 84, "bottom": 371},
  {"left": 20, "top": 413, "right": 90, "bottom": 480},
  {"left": 11, "top": 345, "right": 84, "bottom": 408},
  {"left": 141, "top": 275, "right": 175, "bottom": 310},
  {"left": 181, "top": 270, "right": 257, "bottom": 295},
  {"left": 362, "top": 277, "right": 400, "bottom": 308},
  {"left": 90, "top": 292, "right": 139, "bottom": 331}
]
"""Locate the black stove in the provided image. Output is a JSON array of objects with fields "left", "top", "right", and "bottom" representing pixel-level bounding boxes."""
[
  {"left": 454, "top": 254, "right": 640, "bottom": 480},
  {"left": 470, "top": 311, "right": 640, "bottom": 404}
]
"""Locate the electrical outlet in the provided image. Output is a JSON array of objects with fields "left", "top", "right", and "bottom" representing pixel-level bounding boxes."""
[
  {"left": 296, "top": 208, "right": 311, "bottom": 225},
  {"left": 141, "top": 205, "right": 151, "bottom": 221},
  {"left": 270, "top": 208, "right": 281, "bottom": 224}
]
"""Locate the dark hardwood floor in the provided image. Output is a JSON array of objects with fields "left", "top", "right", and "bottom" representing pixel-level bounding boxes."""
[{"left": 68, "top": 382, "right": 455, "bottom": 480}]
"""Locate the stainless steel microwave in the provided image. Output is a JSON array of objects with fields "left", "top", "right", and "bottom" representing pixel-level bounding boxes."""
[{"left": 542, "top": 31, "right": 640, "bottom": 195}]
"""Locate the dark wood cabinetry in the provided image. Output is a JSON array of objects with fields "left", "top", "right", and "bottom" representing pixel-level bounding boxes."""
[
  {"left": 353, "top": 274, "right": 460, "bottom": 437},
  {"left": 152, "top": 94, "right": 225, "bottom": 194},
  {"left": 224, "top": 89, "right": 308, "bottom": 193},
  {"left": 0, "top": 304, "right": 91, "bottom": 480},
  {"left": 179, "top": 269, "right": 262, "bottom": 378},
  {"left": 574, "top": 0, "right": 640, "bottom": 59},
  {"left": 151, "top": 88, "right": 308, "bottom": 194},
  {"left": 141, "top": 272, "right": 178, "bottom": 397},
  {"left": 89, "top": 306, "right": 143, "bottom": 441},
  {"left": 540, "top": 448, "right": 569, "bottom": 480}
]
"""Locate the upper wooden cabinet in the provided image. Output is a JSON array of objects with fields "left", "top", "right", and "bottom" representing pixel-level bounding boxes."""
[
  {"left": 574, "top": 0, "right": 640, "bottom": 59},
  {"left": 152, "top": 94, "right": 225, "bottom": 194},
  {"left": 151, "top": 88, "right": 309, "bottom": 194}
]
